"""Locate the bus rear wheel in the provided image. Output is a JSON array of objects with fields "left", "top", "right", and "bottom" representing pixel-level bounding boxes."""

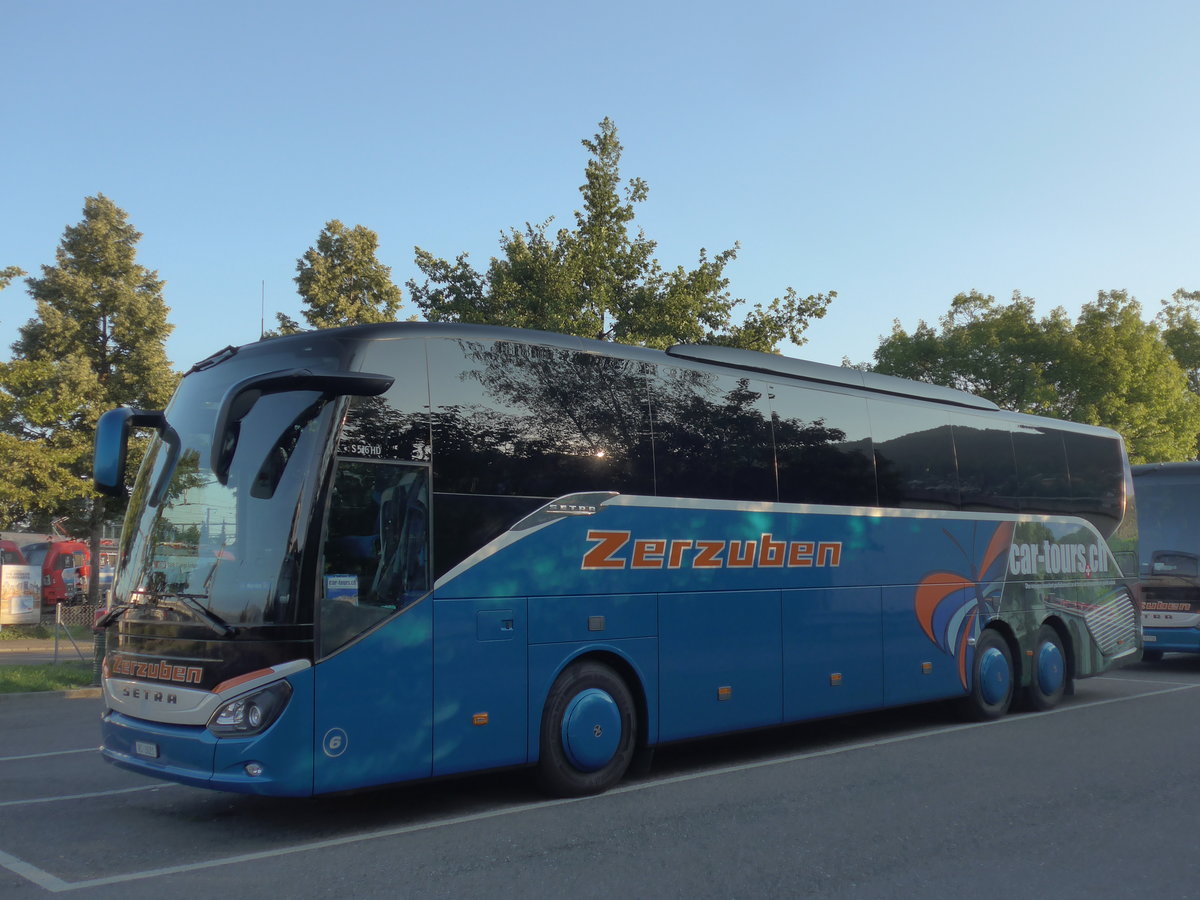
[
  {"left": 1026, "top": 624, "right": 1068, "bottom": 711},
  {"left": 956, "top": 629, "right": 1014, "bottom": 721},
  {"left": 536, "top": 660, "right": 637, "bottom": 797}
]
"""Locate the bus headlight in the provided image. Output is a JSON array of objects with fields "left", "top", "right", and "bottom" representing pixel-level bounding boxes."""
[{"left": 207, "top": 681, "right": 292, "bottom": 737}]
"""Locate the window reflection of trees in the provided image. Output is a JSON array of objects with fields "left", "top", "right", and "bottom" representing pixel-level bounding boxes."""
[
  {"left": 336, "top": 336, "right": 1130, "bottom": 577},
  {"left": 424, "top": 339, "right": 874, "bottom": 505}
]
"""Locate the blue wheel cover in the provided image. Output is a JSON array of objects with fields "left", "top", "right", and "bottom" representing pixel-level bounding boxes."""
[
  {"left": 978, "top": 646, "right": 1010, "bottom": 706},
  {"left": 561, "top": 688, "right": 621, "bottom": 772},
  {"left": 1037, "top": 639, "right": 1064, "bottom": 695}
]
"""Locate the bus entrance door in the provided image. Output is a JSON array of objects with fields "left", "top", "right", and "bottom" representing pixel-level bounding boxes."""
[{"left": 312, "top": 459, "right": 434, "bottom": 794}]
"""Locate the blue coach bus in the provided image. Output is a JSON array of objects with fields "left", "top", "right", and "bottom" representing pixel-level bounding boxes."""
[
  {"left": 93, "top": 323, "right": 1140, "bottom": 797},
  {"left": 1131, "top": 462, "right": 1200, "bottom": 660}
]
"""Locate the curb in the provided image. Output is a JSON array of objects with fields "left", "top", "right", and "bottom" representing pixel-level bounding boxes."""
[{"left": 0, "top": 687, "right": 102, "bottom": 703}]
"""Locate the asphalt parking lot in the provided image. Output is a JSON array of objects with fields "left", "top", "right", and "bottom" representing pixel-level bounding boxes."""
[{"left": 4, "top": 655, "right": 1200, "bottom": 898}]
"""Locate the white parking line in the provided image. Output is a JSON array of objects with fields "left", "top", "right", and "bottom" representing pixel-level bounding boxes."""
[
  {"left": 1098, "top": 674, "right": 1200, "bottom": 687},
  {"left": 0, "top": 748, "right": 96, "bottom": 763},
  {"left": 0, "top": 784, "right": 178, "bottom": 809},
  {"left": 4, "top": 681, "right": 1199, "bottom": 893}
]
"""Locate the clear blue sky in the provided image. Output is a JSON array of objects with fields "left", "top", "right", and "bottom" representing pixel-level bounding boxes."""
[{"left": 4, "top": 0, "right": 1197, "bottom": 372}]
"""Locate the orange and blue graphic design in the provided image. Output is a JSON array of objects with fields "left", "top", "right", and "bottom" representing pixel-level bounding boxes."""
[{"left": 914, "top": 522, "right": 1014, "bottom": 689}]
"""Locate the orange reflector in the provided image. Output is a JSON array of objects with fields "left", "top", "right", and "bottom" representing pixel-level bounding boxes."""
[
  {"left": 472, "top": 713, "right": 489, "bottom": 726},
  {"left": 717, "top": 685, "right": 732, "bottom": 701},
  {"left": 829, "top": 673, "right": 843, "bottom": 686}
]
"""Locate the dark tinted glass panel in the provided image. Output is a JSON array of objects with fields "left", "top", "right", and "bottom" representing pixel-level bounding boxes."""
[
  {"left": 952, "top": 416, "right": 1018, "bottom": 513},
  {"left": 650, "top": 367, "right": 776, "bottom": 501},
  {"left": 1063, "top": 431, "right": 1124, "bottom": 536},
  {"left": 770, "top": 383, "right": 876, "bottom": 506},
  {"left": 433, "top": 493, "right": 546, "bottom": 579},
  {"left": 320, "top": 461, "right": 430, "bottom": 653},
  {"left": 338, "top": 338, "right": 431, "bottom": 463},
  {"left": 870, "top": 401, "right": 959, "bottom": 509},
  {"left": 427, "top": 339, "right": 654, "bottom": 498},
  {"left": 1012, "top": 427, "right": 1070, "bottom": 515},
  {"left": 1132, "top": 476, "right": 1200, "bottom": 569}
]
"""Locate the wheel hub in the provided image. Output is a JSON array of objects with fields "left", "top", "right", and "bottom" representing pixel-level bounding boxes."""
[{"left": 561, "top": 688, "right": 621, "bottom": 772}]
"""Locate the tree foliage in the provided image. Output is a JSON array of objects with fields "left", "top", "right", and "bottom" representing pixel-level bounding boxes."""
[
  {"left": 0, "top": 195, "right": 175, "bottom": 572},
  {"left": 1157, "top": 289, "right": 1200, "bottom": 394},
  {"left": 275, "top": 220, "right": 404, "bottom": 334},
  {"left": 409, "top": 118, "right": 833, "bottom": 352},
  {"left": 872, "top": 289, "right": 1200, "bottom": 463},
  {"left": 0, "top": 266, "right": 25, "bottom": 292}
]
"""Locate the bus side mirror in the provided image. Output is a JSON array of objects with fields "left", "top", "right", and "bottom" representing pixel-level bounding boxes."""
[{"left": 94, "top": 408, "right": 167, "bottom": 497}]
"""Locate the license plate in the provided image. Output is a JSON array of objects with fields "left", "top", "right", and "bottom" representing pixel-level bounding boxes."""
[
  {"left": 1144, "top": 635, "right": 1157, "bottom": 642},
  {"left": 135, "top": 741, "right": 159, "bottom": 758}
]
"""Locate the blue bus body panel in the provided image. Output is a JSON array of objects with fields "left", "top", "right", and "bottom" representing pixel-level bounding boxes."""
[
  {"left": 528, "top": 592, "right": 657, "bottom": 644},
  {"left": 312, "top": 601, "right": 433, "bottom": 794},
  {"left": 101, "top": 667, "right": 316, "bottom": 796},
  {"left": 432, "top": 597, "right": 528, "bottom": 776},
  {"left": 658, "top": 590, "right": 782, "bottom": 741},
  {"left": 782, "top": 587, "right": 883, "bottom": 719},
  {"left": 1143, "top": 626, "right": 1200, "bottom": 653},
  {"left": 882, "top": 585, "right": 973, "bottom": 705}
]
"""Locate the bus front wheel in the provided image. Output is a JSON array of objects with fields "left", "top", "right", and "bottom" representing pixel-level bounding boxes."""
[
  {"left": 957, "top": 629, "right": 1014, "bottom": 721},
  {"left": 1026, "top": 624, "right": 1068, "bottom": 711},
  {"left": 536, "top": 660, "right": 637, "bottom": 797}
]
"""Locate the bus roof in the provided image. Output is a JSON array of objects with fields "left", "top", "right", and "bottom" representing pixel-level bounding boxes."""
[{"left": 223, "top": 322, "right": 1124, "bottom": 434}]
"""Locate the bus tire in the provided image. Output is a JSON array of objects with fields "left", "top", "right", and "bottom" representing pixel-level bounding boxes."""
[
  {"left": 1141, "top": 648, "right": 1164, "bottom": 663},
  {"left": 956, "top": 629, "right": 1013, "bottom": 721},
  {"left": 1026, "top": 624, "right": 1068, "bottom": 711},
  {"left": 536, "top": 660, "right": 637, "bottom": 797}
]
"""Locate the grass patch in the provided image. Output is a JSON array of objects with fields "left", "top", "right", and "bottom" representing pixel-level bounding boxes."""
[
  {"left": 0, "top": 662, "right": 95, "bottom": 693},
  {"left": 0, "top": 624, "right": 53, "bottom": 640},
  {"left": 0, "top": 623, "right": 93, "bottom": 641}
]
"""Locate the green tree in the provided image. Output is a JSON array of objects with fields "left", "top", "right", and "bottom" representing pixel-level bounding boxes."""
[
  {"left": 275, "top": 220, "right": 404, "bottom": 334},
  {"left": 0, "top": 266, "right": 25, "bottom": 291},
  {"left": 1157, "top": 288, "right": 1200, "bottom": 393},
  {"left": 409, "top": 118, "right": 833, "bottom": 352},
  {"left": 872, "top": 289, "right": 1200, "bottom": 463},
  {"left": 0, "top": 195, "right": 175, "bottom": 598}
]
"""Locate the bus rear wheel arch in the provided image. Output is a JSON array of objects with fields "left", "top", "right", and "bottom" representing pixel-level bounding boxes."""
[{"left": 536, "top": 660, "right": 638, "bottom": 797}]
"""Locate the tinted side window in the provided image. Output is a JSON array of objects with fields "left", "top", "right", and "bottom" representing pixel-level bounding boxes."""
[
  {"left": 339, "top": 337, "right": 431, "bottom": 465},
  {"left": 1013, "top": 427, "right": 1071, "bottom": 515},
  {"left": 432, "top": 494, "right": 547, "bottom": 580},
  {"left": 870, "top": 401, "right": 959, "bottom": 509},
  {"left": 770, "top": 383, "right": 876, "bottom": 506},
  {"left": 427, "top": 339, "right": 654, "bottom": 498},
  {"left": 320, "top": 461, "right": 430, "bottom": 654},
  {"left": 952, "top": 416, "right": 1019, "bottom": 513},
  {"left": 650, "top": 367, "right": 776, "bottom": 502},
  {"left": 1064, "top": 431, "right": 1124, "bottom": 536}
]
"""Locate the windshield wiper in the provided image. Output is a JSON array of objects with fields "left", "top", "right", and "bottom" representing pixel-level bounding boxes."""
[
  {"left": 95, "top": 605, "right": 133, "bottom": 629},
  {"left": 170, "top": 593, "right": 241, "bottom": 637},
  {"left": 112, "top": 590, "right": 241, "bottom": 637}
]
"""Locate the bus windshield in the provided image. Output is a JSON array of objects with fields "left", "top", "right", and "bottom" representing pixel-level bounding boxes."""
[
  {"left": 114, "top": 344, "right": 343, "bottom": 631},
  {"left": 1135, "top": 474, "right": 1200, "bottom": 576}
]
